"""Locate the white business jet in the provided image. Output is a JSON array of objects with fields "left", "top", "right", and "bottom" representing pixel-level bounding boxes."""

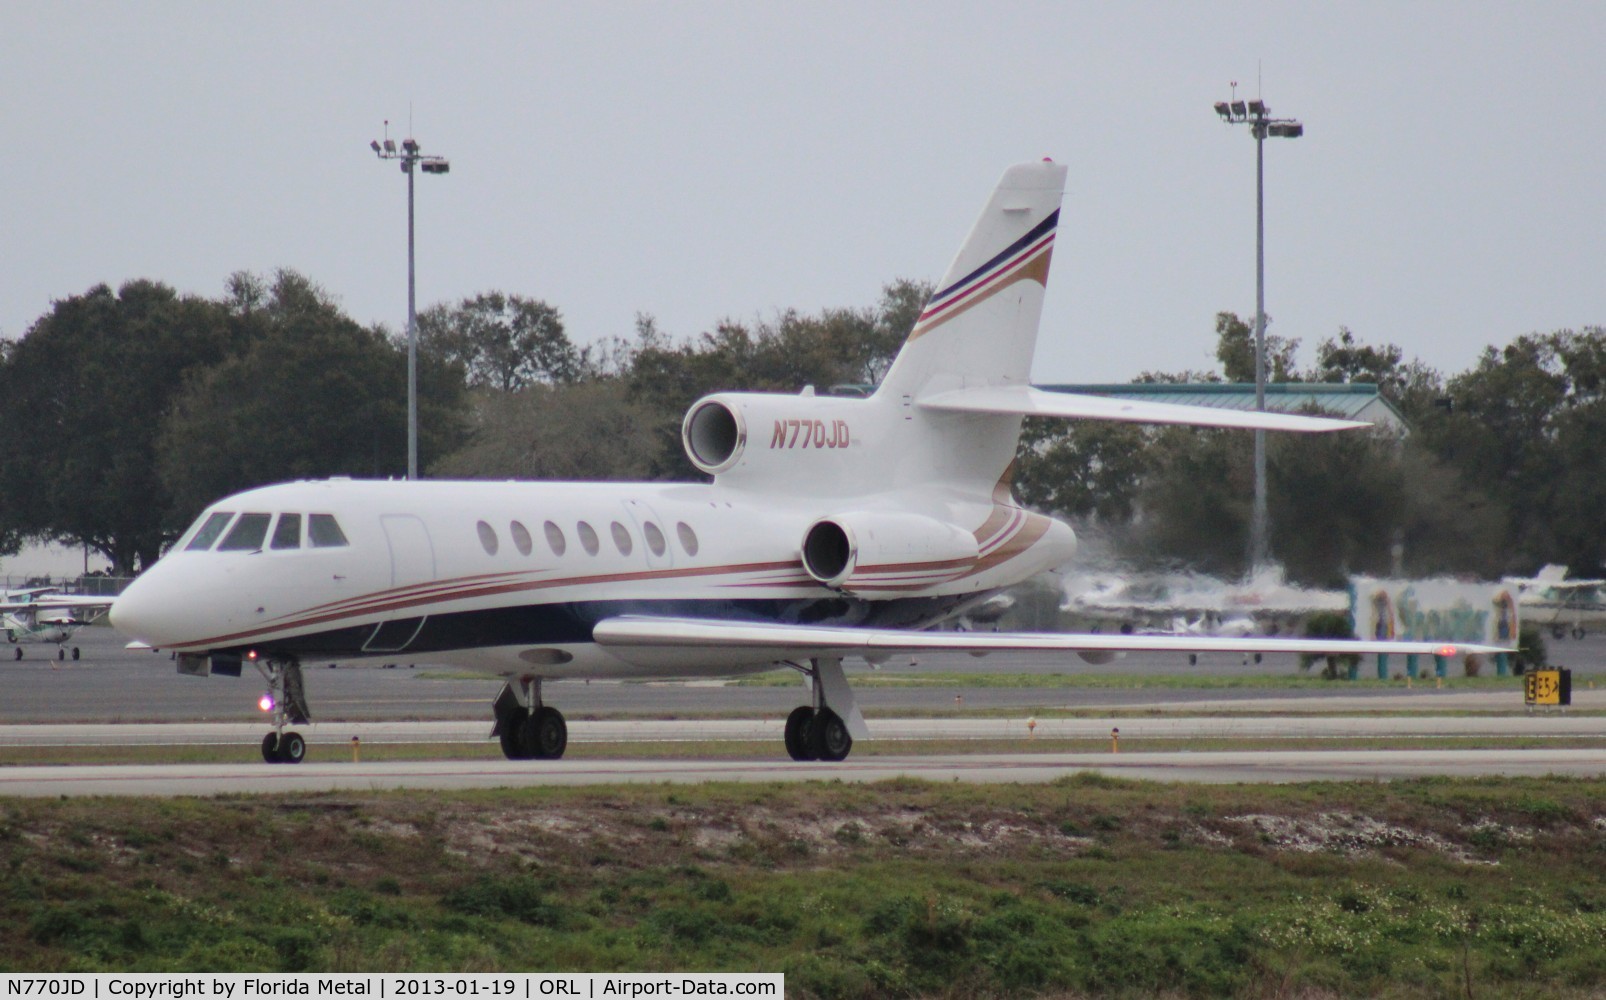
[{"left": 110, "top": 160, "right": 1498, "bottom": 764}]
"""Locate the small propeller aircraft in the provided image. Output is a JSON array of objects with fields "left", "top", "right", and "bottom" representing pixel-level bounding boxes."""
[
  {"left": 1503, "top": 565, "right": 1606, "bottom": 639},
  {"left": 3, "top": 588, "right": 116, "bottom": 660},
  {"left": 110, "top": 159, "right": 1506, "bottom": 764}
]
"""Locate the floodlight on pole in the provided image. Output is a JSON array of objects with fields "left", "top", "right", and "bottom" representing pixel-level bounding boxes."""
[
  {"left": 369, "top": 119, "right": 450, "bottom": 481},
  {"left": 1213, "top": 85, "right": 1303, "bottom": 574}
]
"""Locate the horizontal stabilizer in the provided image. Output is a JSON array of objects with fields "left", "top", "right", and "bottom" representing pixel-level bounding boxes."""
[
  {"left": 593, "top": 616, "right": 1510, "bottom": 658},
  {"left": 920, "top": 385, "right": 1368, "bottom": 433}
]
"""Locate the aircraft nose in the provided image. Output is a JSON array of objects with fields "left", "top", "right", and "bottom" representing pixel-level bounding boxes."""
[{"left": 110, "top": 572, "right": 181, "bottom": 646}]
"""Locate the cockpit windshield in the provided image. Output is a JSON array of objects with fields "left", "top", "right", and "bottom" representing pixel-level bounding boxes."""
[
  {"left": 183, "top": 512, "right": 235, "bottom": 551},
  {"left": 308, "top": 514, "right": 349, "bottom": 548},
  {"left": 179, "top": 510, "right": 348, "bottom": 552},
  {"left": 217, "top": 513, "right": 272, "bottom": 551}
]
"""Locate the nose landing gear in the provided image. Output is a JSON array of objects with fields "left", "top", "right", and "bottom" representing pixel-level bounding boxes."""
[{"left": 255, "top": 656, "right": 311, "bottom": 764}]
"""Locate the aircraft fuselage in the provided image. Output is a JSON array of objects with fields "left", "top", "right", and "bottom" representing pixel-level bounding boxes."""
[{"left": 111, "top": 477, "right": 1077, "bottom": 679}]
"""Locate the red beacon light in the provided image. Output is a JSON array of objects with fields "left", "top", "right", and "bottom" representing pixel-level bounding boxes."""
[{"left": 1437, "top": 644, "right": 1458, "bottom": 657}]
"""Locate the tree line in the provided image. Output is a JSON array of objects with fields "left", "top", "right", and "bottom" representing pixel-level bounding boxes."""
[{"left": 0, "top": 271, "right": 1599, "bottom": 582}]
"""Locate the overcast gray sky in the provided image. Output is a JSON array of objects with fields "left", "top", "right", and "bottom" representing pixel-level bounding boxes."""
[{"left": 3, "top": 2, "right": 1602, "bottom": 386}]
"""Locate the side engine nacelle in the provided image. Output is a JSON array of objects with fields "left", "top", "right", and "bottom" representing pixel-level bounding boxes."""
[
  {"left": 683, "top": 392, "right": 868, "bottom": 484},
  {"left": 801, "top": 511, "right": 980, "bottom": 596}
]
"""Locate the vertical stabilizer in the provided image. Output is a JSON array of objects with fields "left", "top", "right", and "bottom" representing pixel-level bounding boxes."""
[{"left": 877, "top": 160, "right": 1067, "bottom": 401}]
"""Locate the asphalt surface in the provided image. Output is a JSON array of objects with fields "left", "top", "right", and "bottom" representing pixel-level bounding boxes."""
[
  {"left": 3, "top": 750, "right": 1605, "bottom": 797},
  {"left": 6, "top": 627, "right": 1606, "bottom": 793},
  {"left": 8, "top": 626, "right": 1605, "bottom": 725}
]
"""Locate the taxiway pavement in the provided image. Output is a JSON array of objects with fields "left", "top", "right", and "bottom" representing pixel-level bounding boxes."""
[
  {"left": 3, "top": 749, "right": 1604, "bottom": 797},
  {"left": 5, "top": 628, "right": 1605, "bottom": 793}
]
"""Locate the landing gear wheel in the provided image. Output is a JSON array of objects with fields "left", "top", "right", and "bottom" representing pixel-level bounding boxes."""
[
  {"left": 809, "top": 708, "right": 852, "bottom": 762},
  {"left": 1574, "top": 627, "right": 1587, "bottom": 640},
  {"left": 784, "top": 706, "right": 818, "bottom": 761},
  {"left": 57, "top": 649, "right": 65, "bottom": 661},
  {"left": 499, "top": 707, "right": 530, "bottom": 760},
  {"left": 71, "top": 647, "right": 80, "bottom": 661},
  {"left": 1554, "top": 626, "right": 1567, "bottom": 640},
  {"left": 278, "top": 731, "right": 307, "bottom": 764},
  {"left": 261, "top": 733, "right": 282, "bottom": 764},
  {"left": 13, "top": 647, "right": 21, "bottom": 661},
  {"left": 518, "top": 706, "right": 568, "bottom": 759}
]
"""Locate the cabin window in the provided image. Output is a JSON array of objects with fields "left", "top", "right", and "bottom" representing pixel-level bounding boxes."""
[
  {"left": 611, "top": 521, "right": 633, "bottom": 556},
  {"left": 510, "top": 520, "right": 533, "bottom": 556},
  {"left": 643, "top": 521, "right": 666, "bottom": 557},
  {"left": 477, "top": 520, "right": 499, "bottom": 555},
  {"left": 217, "top": 512, "right": 272, "bottom": 551},
  {"left": 577, "top": 521, "right": 600, "bottom": 556},
  {"left": 270, "top": 513, "right": 302, "bottom": 550},
  {"left": 184, "top": 511, "right": 235, "bottom": 551},
  {"left": 677, "top": 522, "right": 700, "bottom": 557},
  {"left": 544, "top": 520, "right": 567, "bottom": 556},
  {"left": 308, "top": 514, "right": 349, "bottom": 548}
]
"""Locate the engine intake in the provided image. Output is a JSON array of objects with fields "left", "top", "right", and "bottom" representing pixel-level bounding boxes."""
[
  {"left": 802, "top": 512, "right": 980, "bottom": 595},
  {"left": 683, "top": 399, "right": 745, "bottom": 475}
]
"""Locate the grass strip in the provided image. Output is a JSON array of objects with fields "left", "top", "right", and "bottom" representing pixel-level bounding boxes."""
[{"left": 5, "top": 775, "right": 1606, "bottom": 997}]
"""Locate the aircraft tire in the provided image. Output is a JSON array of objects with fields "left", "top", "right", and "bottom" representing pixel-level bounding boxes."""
[
  {"left": 499, "top": 708, "right": 530, "bottom": 760},
  {"left": 261, "top": 733, "right": 282, "bottom": 764},
  {"left": 519, "top": 707, "right": 568, "bottom": 760},
  {"left": 278, "top": 731, "right": 307, "bottom": 764},
  {"left": 784, "top": 706, "right": 817, "bottom": 762},
  {"left": 13, "top": 648, "right": 20, "bottom": 661},
  {"left": 810, "top": 708, "right": 852, "bottom": 762},
  {"left": 1574, "top": 628, "right": 1587, "bottom": 640},
  {"left": 71, "top": 647, "right": 80, "bottom": 661},
  {"left": 57, "top": 649, "right": 65, "bottom": 661}
]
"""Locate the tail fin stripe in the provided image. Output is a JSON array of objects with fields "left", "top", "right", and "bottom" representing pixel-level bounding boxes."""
[
  {"left": 927, "top": 208, "right": 1059, "bottom": 308},
  {"left": 909, "top": 233, "right": 1054, "bottom": 339}
]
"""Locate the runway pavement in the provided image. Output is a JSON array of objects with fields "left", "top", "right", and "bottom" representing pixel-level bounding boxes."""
[
  {"left": 8, "top": 627, "right": 1606, "bottom": 724},
  {"left": 4, "top": 627, "right": 1605, "bottom": 793},
  {"left": 2, "top": 749, "right": 1604, "bottom": 797},
  {"left": 6, "top": 713, "right": 1606, "bottom": 749}
]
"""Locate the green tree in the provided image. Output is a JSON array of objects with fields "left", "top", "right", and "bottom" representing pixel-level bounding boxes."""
[
  {"left": 1129, "top": 426, "right": 1252, "bottom": 576},
  {"left": 1417, "top": 333, "right": 1572, "bottom": 573},
  {"left": 0, "top": 281, "right": 236, "bottom": 572},
  {"left": 417, "top": 292, "right": 582, "bottom": 391},
  {"left": 1265, "top": 427, "right": 1407, "bottom": 587},
  {"left": 432, "top": 380, "right": 663, "bottom": 482},
  {"left": 1013, "top": 420, "right": 1152, "bottom": 521},
  {"left": 618, "top": 281, "right": 932, "bottom": 480},
  {"left": 1214, "top": 311, "right": 1301, "bottom": 383},
  {"left": 1307, "top": 326, "right": 1447, "bottom": 422},
  {"left": 156, "top": 271, "right": 467, "bottom": 525}
]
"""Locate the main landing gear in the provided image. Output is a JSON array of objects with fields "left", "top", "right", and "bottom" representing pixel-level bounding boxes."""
[
  {"left": 783, "top": 656, "right": 866, "bottom": 762},
  {"left": 493, "top": 677, "right": 568, "bottom": 760},
  {"left": 256, "top": 656, "right": 311, "bottom": 764}
]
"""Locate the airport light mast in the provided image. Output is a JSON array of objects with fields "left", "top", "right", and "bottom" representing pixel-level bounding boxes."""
[
  {"left": 370, "top": 124, "right": 450, "bottom": 480},
  {"left": 1213, "top": 90, "right": 1302, "bottom": 573}
]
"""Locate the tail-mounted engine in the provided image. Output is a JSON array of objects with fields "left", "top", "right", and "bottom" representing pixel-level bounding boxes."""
[
  {"left": 801, "top": 511, "right": 980, "bottom": 596},
  {"left": 683, "top": 392, "right": 867, "bottom": 484}
]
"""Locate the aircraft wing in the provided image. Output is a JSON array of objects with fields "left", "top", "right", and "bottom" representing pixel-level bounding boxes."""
[
  {"left": 0, "top": 596, "right": 117, "bottom": 612},
  {"left": 592, "top": 616, "right": 1510, "bottom": 659},
  {"left": 920, "top": 385, "right": 1368, "bottom": 433}
]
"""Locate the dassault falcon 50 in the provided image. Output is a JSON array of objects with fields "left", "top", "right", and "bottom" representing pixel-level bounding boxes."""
[{"left": 110, "top": 160, "right": 1500, "bottom": 764}]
